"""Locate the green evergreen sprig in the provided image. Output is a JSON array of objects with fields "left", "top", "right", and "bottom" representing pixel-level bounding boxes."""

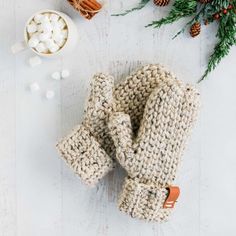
[
  {"left": 112, "top": 0, "right": 150, "bottom": 16},
  {"left": 146, "top": 0, "right": 197, "bottom": 28},
  {"left": 200, "top": 8, "right": 236, "bottom": 81},
  {"left": 113, "top": 0, "right": 236, "bottom": 82}
]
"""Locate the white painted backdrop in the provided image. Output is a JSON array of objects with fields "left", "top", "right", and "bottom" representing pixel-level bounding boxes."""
[{"left": 1, "top": 0, "right": 236, "bottom": 235}]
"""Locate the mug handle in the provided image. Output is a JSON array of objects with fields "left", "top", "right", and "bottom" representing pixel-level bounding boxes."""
[{"left": 11, "top": 41, "right": 27, "bottom": 54}]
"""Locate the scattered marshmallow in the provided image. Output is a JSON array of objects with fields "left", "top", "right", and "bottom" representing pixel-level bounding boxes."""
[
  {"left": 30, "top": 82, "right": 40, "bottom": 92},
  {"left": 61, "top": 69, "right": 70, "bottom": 79},
  {"left": 46, "top": 90, "right": 55, "bottom": 99},
  {"left": 51, "top": 71, "right": 61, "bottom": 80},
  {"left": 27, "top": 12, "right": 68, "bottom": 54},
  {"left": 11, "top": 41, "right": 26, "bottom": 54},
  {"left": 29, "top": 56, "right": 42, "bottom": 67}
]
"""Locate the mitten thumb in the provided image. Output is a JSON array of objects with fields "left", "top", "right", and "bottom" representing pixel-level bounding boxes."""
[
  {"left": 108, "top": 112, "right": 134, "bottom": 171},
  {"left": 85, "top": 73, "right": 114, "bottom": 122}
]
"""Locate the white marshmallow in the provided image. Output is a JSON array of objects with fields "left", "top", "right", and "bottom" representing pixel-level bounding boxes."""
[
  {"left": 28, "top": 13, "right": 68, "bottom": 55},
  {"left": 27, "top": 22, "right": 37, "bottom": 33},
  {"left": 58, "top": 18, "right": 66, "bottom": 29},
  {"left": 38, "top": 32, "right": 52, "bottom": 42},
  {"left": 50, "top": 14, "right": 59, "bottom": 22},
  {"left": 51, "top": 20, "right": 58, "bottom": 27},
  {"left": 11, "top": 42, "right": 26, "bottom": 54},
  {"left": 52, "top": 23, "right": 61, "bottom": 34},
  {"left": 45, "top": 39, "right": 55, "bottom": 49},
  {"left": 29, "top": 33, "right": 40, "bottom": 45},
  {"left": 49, "top": 43, "right": 59, "bottom": 53},
  {"left": 61, "top": 69, "right": 70, "bottom": 79},
  {"left": 28, "top": 37, "right": 39, "bottom": 48},
  {"left": 53, "top": 33, "right": 64, "bottom": 44},
  {"left": 29, "top": 56, "right": 42, "bottom": 67},
  {"left": 39, "top": 15, "right": 50, "bottom": 24},
  {"left": 40, "top": 22, "right": 53, "bottom": 33},
  {"left": 37, "top": 24, "right": 44, "bottom": 32},
  {"left": 34, "top": 14, "right": 44, "bottom": 23},
  {"left": 35, "top": 42, "right": 47, "bottom": 53},
  {"left": 30, "top": 82, "right": 40, "bottom": 92},
  {"left": 51, "top": 71, "right": 61, "bottom": 80},
  {"left": 46, "top": 90, "right": 55, "bottom": 99}
]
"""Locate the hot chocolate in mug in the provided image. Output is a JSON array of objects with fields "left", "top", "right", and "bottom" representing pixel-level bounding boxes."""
[{"left": 11, "top": 9, "right": 78, "bottom": 57}]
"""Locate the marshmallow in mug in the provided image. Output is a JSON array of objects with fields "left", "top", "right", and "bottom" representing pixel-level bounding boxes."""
[{"left": 26, "top": 12, "right": 68, "bottom": 54}]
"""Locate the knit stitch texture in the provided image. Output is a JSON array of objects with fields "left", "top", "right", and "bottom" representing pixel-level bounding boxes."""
[
  {"left": 56, "top": 64, "right": 183, "bottom": 186},
  {"left": 108, "top": 76, "right": 200, "bottom": 222}
]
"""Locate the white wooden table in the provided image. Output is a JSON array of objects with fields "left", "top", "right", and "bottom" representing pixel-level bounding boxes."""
[{"left": 1, "top": 0, "right": 236, "bottom": 235}]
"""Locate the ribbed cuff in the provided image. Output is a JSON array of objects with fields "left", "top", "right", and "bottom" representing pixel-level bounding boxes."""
[
  {"left": 56, "top": 125, "right": 114, "bottom": 186},
  {"left": 118, "top": 177, "right": 172, "bottom": 222}
]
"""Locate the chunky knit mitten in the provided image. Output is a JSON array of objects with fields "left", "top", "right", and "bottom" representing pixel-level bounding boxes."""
[
  {"left": 108, "top": 77, "right": 200, "bottom": 222},
  {"left": 57, "top": 64, "right": 182, "bottom": 186}
]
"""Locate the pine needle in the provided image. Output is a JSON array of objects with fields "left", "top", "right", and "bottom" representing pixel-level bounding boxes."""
[
  {"left": 199, "top": 11, "right": 236, "bottom": 82},
  {"left": 146, "top": 0, "right": 197, "bottom": 28},
  {"left": 112, "top": 0, "right": 150, "bottom": 16}
]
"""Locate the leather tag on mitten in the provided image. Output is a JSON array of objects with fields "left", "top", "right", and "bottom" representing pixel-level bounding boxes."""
[{"left": 163, "top": 186, "right": 180, "bottom": 209}]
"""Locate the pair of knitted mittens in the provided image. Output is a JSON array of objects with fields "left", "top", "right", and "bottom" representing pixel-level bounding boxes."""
[{"left": 56, "top": 64, "right": 200, "bottom": 222}]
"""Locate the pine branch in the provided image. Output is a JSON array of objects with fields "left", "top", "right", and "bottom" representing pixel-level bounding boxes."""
[
  {"left": 199, "top": 11, "right": 236, "bottom": 82},
  {"left": 112, "top": 0, "right": 150, "bottom": 16},
  {"left": 173, "top": 4, "right": 205, "bottom": 39},
  {"left": 112, "top": 0, "right": 236, "bottom": 80},
  {"left": 146, "top": 0, "right": 197, "bottom": 28}
]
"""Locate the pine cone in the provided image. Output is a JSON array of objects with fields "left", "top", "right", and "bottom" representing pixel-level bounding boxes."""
[
  {"left": 190, "top": 22, "right": 201, "bottom": 37},
  {"left": 153, "top": 0, "right": 170, "bottom": 6}
]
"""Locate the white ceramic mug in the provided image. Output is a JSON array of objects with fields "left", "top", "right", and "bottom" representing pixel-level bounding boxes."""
[{"left": 11, "top": 9, "right": 78, "bottom": 57}]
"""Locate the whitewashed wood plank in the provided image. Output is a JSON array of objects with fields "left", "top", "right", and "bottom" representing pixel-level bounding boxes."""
[
  {"left": 0, "top": 2, "right": 17, "bottom": 236},
  {"left": 0, "top": 0, "right": 236, "bottom": 235},
  {"left": 58, "top": 0, "right": 203, "bottom": 234},
  {"left": 200, "top": 25, "right": 236, "bottom": 234},
  {"left": 13, "top": 1, "right": 63, "bottom": 235}
]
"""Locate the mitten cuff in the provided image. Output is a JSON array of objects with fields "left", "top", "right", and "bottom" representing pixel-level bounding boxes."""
[
  {"left": 118, "top": 177, "right": 173, "bottom": 222},
  {"left": 56, "top": 125, "right": 114, "bottom": 186}
]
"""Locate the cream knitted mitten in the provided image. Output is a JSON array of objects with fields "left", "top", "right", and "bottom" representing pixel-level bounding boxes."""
[
  {"left": 57, "top": 64, "right": 181, "bottom": 186},
  {"left": 57, "top": 74, "right": 114, "bottom": 185},
  {"left": 108, "top": 77, "right": 200, "bottom": 222}
]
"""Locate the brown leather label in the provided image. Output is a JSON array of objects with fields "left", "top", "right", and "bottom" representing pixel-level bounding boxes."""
[{"left": 163, "top": 186, "right": 180, "bottom": 209}]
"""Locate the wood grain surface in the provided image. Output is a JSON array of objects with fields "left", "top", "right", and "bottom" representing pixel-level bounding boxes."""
[{"left": 0, "top": 0, "right": 236, "bottom": 235}]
